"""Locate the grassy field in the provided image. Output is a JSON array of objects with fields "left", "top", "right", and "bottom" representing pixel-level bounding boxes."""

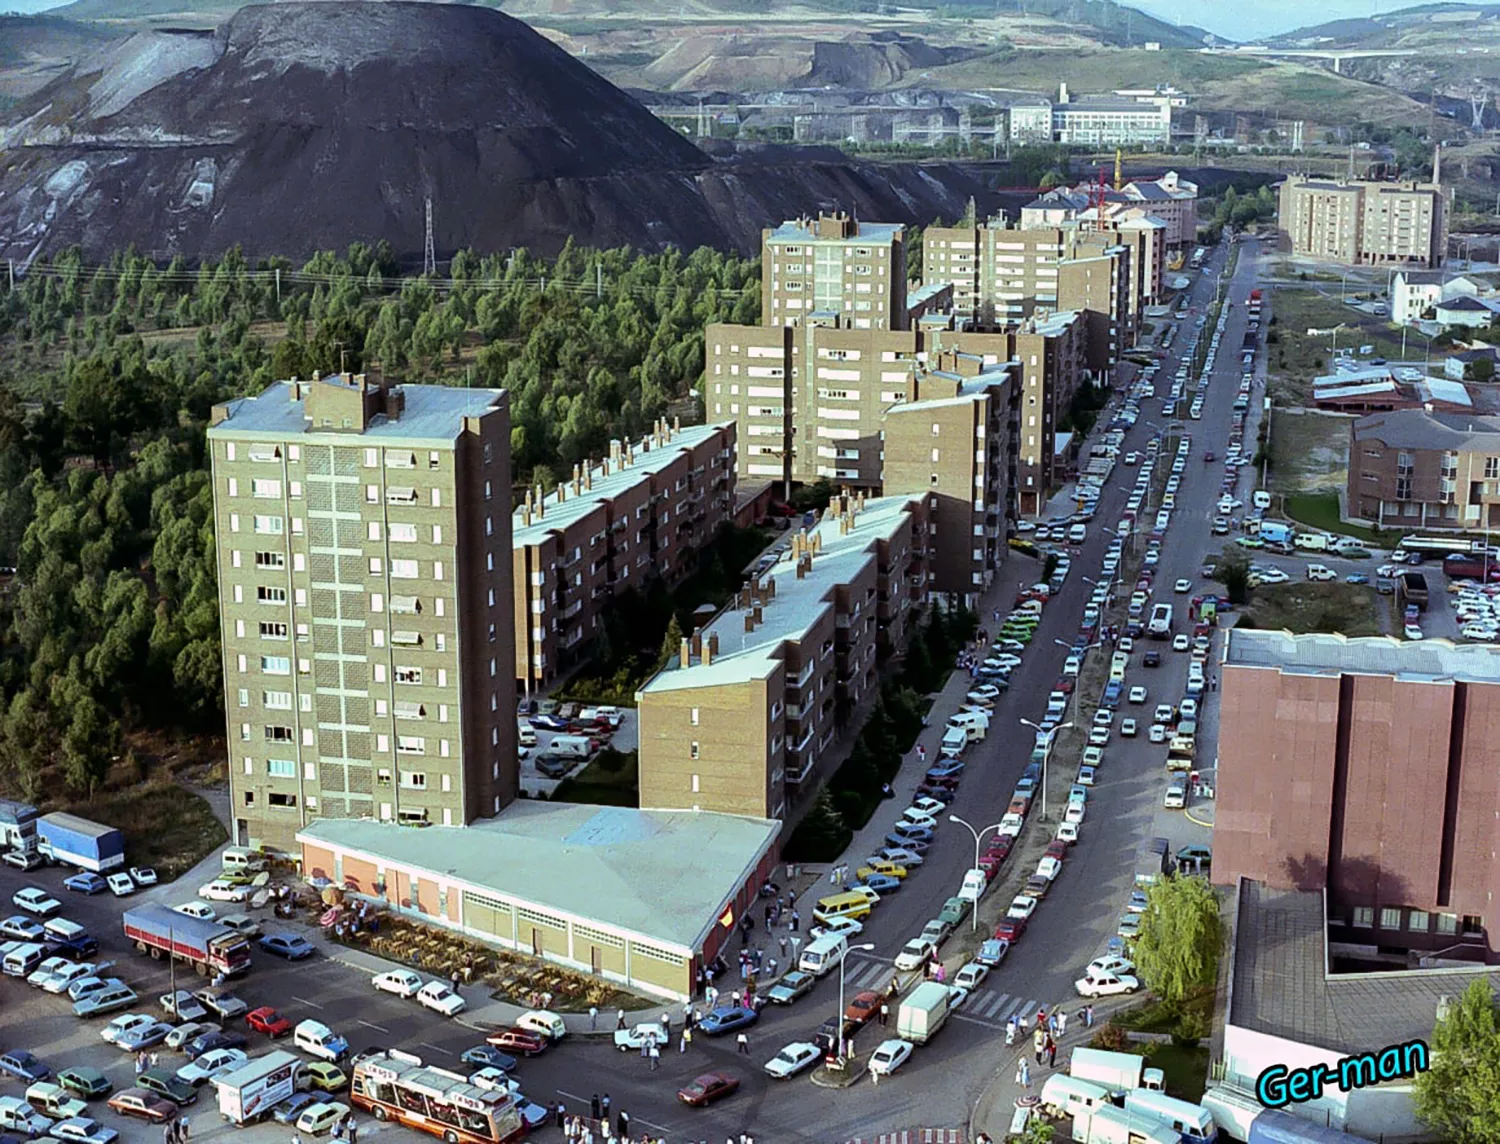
[
  {"left": 1265, "top": 290, "right": 1413, "bottom": 405},
  {"left": 1241, "top": 581, "right": 1383, "bottom": 636},
  {"left": 1267, "top": 409, "right": 1350, "bottom": 497},
  {"left": 550, "top": 749, "right": 639, "bottom": 807},
  {"left": 61, "top": 782, "right": 225, "bottom": 880},
  {"left": 1285, "top": 493, "right": 1383, "bottom": 545}
]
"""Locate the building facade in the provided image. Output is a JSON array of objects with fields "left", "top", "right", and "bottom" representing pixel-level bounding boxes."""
[
  {"left": 208, "top": 374, "right": 516, "bottom": 852},
  {"left": 1216, "top": 630, "right": 1500, "bottom": 959},
  {"left": 1347, "top": 408, "right": 1500, "bottom": 530},
  {"left": 636, "top": 494, "right": 927, "bottom": 820},
  {"left": 1278, "top": 177, "right": 1449, "bottom": 268},
  {"left": 762, "top": 213, "right": 907, "bottom": 331},
  {"left": 512, "top": 421, "right": 736, "bottom": 693},
  {"left": 1052, "top": 87, "right": 1172, "bottom": 146}
]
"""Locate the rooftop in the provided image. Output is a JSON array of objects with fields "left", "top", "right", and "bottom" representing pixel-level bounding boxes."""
[
  {"left": 1226, "top": 629, "right": 1500, "bottom": 685},
  {"left": 767, "top": 219, "right": 903, "bottom": 244},
  {"left": 1230, "top": 880, "right": 1500, "bottom": 1055},
  {"left": 1415, "top": 377, "right": 1473, "bottom": 407},
  {"left": 1055, "top": 96, "right": 1167, "bottom": 115},
  {"left": 638, "top": 493, "right": 920, "bottom": 693},
  {"left": 298, "top": 801, "right": 779, "bottom": 950},
  {"left": 1398, "top": 270, "right": 1444, "bottom": 286},
  {"left": 513, "top": 422, "right": 731, "bottom": 547},
  {"left": 1436, "top": 295, "right": 1493, "bottom": 313},
  {"left": 209, "top": 378, "right": 504, "bottom": 445},
  {"left": 1352, "top": 407, "right": 1500, "bottom": 452}
]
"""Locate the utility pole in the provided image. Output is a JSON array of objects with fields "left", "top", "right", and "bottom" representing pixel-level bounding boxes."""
[
  {"left": 423, "top": 196, "right": 436, "bottom": 278},
  {"left": 274, "top": 267, "right": 281, "bottom": 306},
  {"left": 596, "top": 263, "right": 603, "bottom": 299}
]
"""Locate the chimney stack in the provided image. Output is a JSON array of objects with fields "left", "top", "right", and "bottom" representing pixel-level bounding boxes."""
[
  {"left": 535, "top": 485, "right": 544, "bottom": 519},
  {"left": 558, "top": 481, "right": 567, "bottom": 503},
  {"left": 680, "top": 638, "right": 691, "bottom": 668},
  {"left": 673, "top": 416, "right": 681, "bottom": 437},
  {"left": 753, "top": 605, "right": 763, "bottom": 625},
  {"left": 691, "top": 628, "right": 703, "bottom": 657},
  {"left": 766, "top": 577, "right": 776, "bottom": 599},
  {"left": 706, "top": 633, "right": 718, "bottom": 663},
  {"left": 745, "top": 613, "right": 756, "bottom": 632}
]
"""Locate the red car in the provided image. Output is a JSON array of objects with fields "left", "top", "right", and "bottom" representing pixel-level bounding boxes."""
[
  {"left": 108, "top": 1089, "right": 177, "bottom": 1123},
  {"left": 677, "top": 1072, "right": 739, "bottom": 1108},
  {"left": 246, "top": 1006, "right": 293, "bottom": 1039},
  {"left": 844, "top": 990, "right": 883, "bottom": 1028},
  {"left": 1053, "top": 677, "right": 1075, "bottom": 695},
  {"left": 485, "top": 1027, "right": 548, "bottom": 1056},
  {"left": 977, "top": 854, "right": 1003, "bottom": 878},
  {"left": 994, "top": 917, "right": 1028, "bottom": 943},
  {"left": 1044, "top": 840, "right": 1068, "bottom": 864},
  {"left": 985, "top": 835, "right": 1015, "bottom": 862}
]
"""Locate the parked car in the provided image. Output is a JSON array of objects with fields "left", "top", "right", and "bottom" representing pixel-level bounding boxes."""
[{"left": 258, "top": 933, "right": 315, "bottom": 960}]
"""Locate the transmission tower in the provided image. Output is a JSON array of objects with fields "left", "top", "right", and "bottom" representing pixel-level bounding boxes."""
[{"left": 424, "top": 196, "right": 436, "bottom": 277}]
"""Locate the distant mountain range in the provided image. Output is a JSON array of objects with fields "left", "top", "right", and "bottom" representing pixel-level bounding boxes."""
[{"left": 1266, "top": 2, "right": 1500, "bottom": 48}]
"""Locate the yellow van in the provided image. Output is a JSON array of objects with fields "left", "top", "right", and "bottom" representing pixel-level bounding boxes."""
[{"left": 812, "top": 892, "right": 873, "bottom": 925}]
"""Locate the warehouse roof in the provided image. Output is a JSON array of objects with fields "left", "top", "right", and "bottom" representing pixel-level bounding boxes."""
[
  {"left": 298, "top": 803, "right": 779, "bottom": 950},
  {"left": 1226, "top": 629, "right": 1500, "bottom": 684}
]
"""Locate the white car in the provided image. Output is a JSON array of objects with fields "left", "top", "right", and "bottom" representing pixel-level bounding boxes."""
[
  {"left": 1174, "top": 578, "right": 1191, "bottom": 593},
  {"left": 1405, "top": 623, "right": 1424, "bottom": 640},
  {"left": 1065, "top": 800, "right": 1086, "bottom": 825},
  {"left": 197, "top": 879, "right": 252, "bottom": 903},
  {"left": 1120, "top": 718, "right": 1138, "bottom": 737},
  {"left": 1056, "top": 821, "right": 1080, "bottom": 844},
  {"left": 129, "top": 868, "right": 158, "bottom": 887},
  {"left": 176, "top": 1047, "right": 248, "bottom": 1086},
  {"left": 869, "top": 1038, "right": 914, "bottom": 1078},
  {"left": 878, "top": 847, "right": 924, "bottom": 867},
  {"left": 1087, "top": 954, "right": 1137, "bottom": 978},
  {"left": 1076, "top": 765, "right": 1097, "bottom": 786},
  {"left": 100, "top": 1014, "right": 155, "bottom": 1046},
  {"left": 1088, "top": 727, "right": 1110, "bottom": 747},
  {"left": 613, "top": 1022, "right": 669, "bottom": 1051},
  {"left": 908, "top": 796, "right": 947, "bottom": 817},
  {"left": 371, "top": 970, "right": 424, "bottom": 998},
  {"left": 763, "top": 1041, "right": 821, "bottom": 1079},
  {"left": 416, "top": 981, "right": 466, "bottom": 1016},
  {"left": 809, "top": 915, "right": 864, "bottom": 941},
  {"left": 1149, "top": 723, "right": 1169, "bottom": 743},
  {"left": 1164, "top": 784, "right": 1187, "bottom": 809},
  {"left": 12, "top": 888, "right": 60, "bottom": 917},
  {"left": 164, "top": 1022, "right": 215, "bottom": 1050},
  {"left": 1256, "top": 568, "right": 1290, "bottom": 586},
  {"left": 469, "top": 1068, "right": 521, "bottom": 1095},
  {"left": 40, "top": 961, "right": 98, "bottom": 993},
  {"left": 105, "top": 873, "right": 135, "bottom": 897},
  {"left": 893, "top": 938, "right": 937, "bottom": 972},
  {"left": 1172, "top": 633, "right": 1191, "bottom": 652},
  {"left": 25, "top": 955, "right": 72, "bottom": 987},
  {"left": 953, "top": 961, "right": 989, "bottom": 992},
  {"left": 967, "top": 684, "right": 1002, "bottom": 705},
  {"left": 158, "top": 990, "right": 209, "bottom": 1022},
  {"left": 1062, "top": 655, "right": 1082, "bottom": 677},
  {"left": 998, "top": 813, "right": 1025, "bottom": 838},
  {"left": 1179, "top": 698, "right": 1199, "bottom": 721},
  {"left": 1092, "top": 708, "right": 1113, "bottom": 728},
  {"left": 1128, "top": 686, "right": 1147, "bottom": 705},
  {"left": 1082, "top": 746, "right": 1104, "bottom": 768},
  {"left": 173, "top": 903, "right": 215, "bottom": 922},
  {"left": 1075, "top": 972, "right": 1141, "bottom": 998},
  {"left": 46, "top": 1119, "right": 115, "bottom": 1144},
  {"left": 1006, "top": 896, "right": 1037, "bottom": 921}
]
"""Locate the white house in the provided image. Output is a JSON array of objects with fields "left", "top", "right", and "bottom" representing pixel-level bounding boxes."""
[{"left": 1433, "top": 294, "right": 1500, "bottom": 330}]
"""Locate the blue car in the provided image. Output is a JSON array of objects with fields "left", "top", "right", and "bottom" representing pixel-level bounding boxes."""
[
  {"left": 259, "top": 933, "right": 315, "bottom": 960},
  {"left": 1345, "top": 573, "right": 1369, "bottom": 585},
  {"left": 696, "top": 1005, "right": 759, "bottom": 1036},
  {"left": 889, "top": 821, "right": 934, "bottom": 844},
  {"left": 529, "top": 714, "right": 570, "bottom": 732},
  {"left": 0, "top": 1050, "right": 50, "bottom": 1082},
  {"left": 925, "top": 761, "right": 965, "bottom": 780},
  {"left": 63, "top": 873, "right": 106, "bottom": 895},
  {"left": 49, "top": 934, "right": 99, "bottom": 959},
  {"left": 858, "top": 874, "right": 901, "bottom": 895},
  {"left": 1102, "top": 680, "right": 1123, "bottom": 708},
  {"left": 273, "top": 1092, "right": 334, "bottom": 1124},
  {"left": 460, "top": 1046, "right": 518, "bottom": 1072}
]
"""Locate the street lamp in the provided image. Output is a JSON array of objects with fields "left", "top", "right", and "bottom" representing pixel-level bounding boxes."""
[
  {"left": 948, "top": 815, "right": 1005, "bottom": 931},
  {"left": 834, "top": 942, "right": 877, "bottom": 1063},
  {"left": 1019, "top": 718, "right": 1073, "bottom": 822}
]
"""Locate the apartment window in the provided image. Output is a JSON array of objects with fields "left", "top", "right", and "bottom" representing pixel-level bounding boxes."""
[
  {"left": 263, "top": 725, "right": 294, "bottom": 742},
  {"left": 251, "top": 479, "right": 282, "bottom": 499},
  {"left": 402, "top": 771, "right": 427, "bottom": 789},
  {"left": 253, "top": 515, "right": 283, "bottom": 535},
  {"left": 389, "top": 522, "right": 417, "bottom": 543},
  {"left": 237, "top": 688, "right": 249, "bottom": 708},
  {"left": 429, "top": 451, "right": 440, "bottom": 469},
  {"left": 691, "top": 774, "right": 700, "bottom": 794},
  {"left": 1408, "top": 911, "right": 1430, "bottom": 933},
  {"left": 367, "top": 522, "right": 382, "bottom": 541},
  {"left": 225, "top": 443, "right": 237, "bottom": 461},
  {"left": 260, "top": 656, "right": 291, "bottom": 675},
  {"left": 1487, "top": 457, "right": 1500, "bottom": 480},
  {"left": 431, "top": 489, "right": 442, "bottom": 508},
  {"left": 377, "top": 768, "right": 392, "bottom": 786},
  {"left": 266, "top": 758, "right": 296, "bottom": 778},
  {"left": 394, "top": 701, "right": 425, "bottom": 721},
  {"left": 368, "top": 558, "right": 382, "bottom": 575},
  {"left": 690, "top": 741, "right": 700, "bottom": 759},
  {"left": 258, "top": 621, "right": 288, "bottom": 640},
  {"left": 1437, "top": 913, "right": 1459, "bottom": 935},
  {"left": 366, "top": 485, "right": 379, "bottom": 503},
  {"left": 370, "top": 594, "right": 384, "bottom": 613},
  {"left": 268, "top": 793, "right": 297, "bottom": 808},
  {"left": 386, "top": 451, "right": 416, "bottom": 469},
  {"left": 387, "top": 487, "right": 418, "bottom": 506},
  {"left": 391, "top": 559, "right": 419, "bottom": 579},
  {"left": 257, "top": 585, "right": 287, "bottom": 604},
  {"left": 434, "top": 562, "right": 444, "bottom": 581},
  {"left": 690, "top": 707, "right": 700, "bottom": 726},
  {"left": 227, "top": 477, "right": 238, "bottom": 498},
  {"left": 249, "top": 445, "right": 280, "bottom": 463},
  {"left": 391, "top": 595, "right": 420, "bottom": 615},
  {"left": 1351, "top": 907, "right": 1374, "bottom": 928},
  {"left": 263, "top": 691, "right": 293, "bottom": 710},
  {"left": 397, "top": 735, "right": 425, "bottom": 755},
  {"left": 364, "top": 448, "right": 378, "bottom": 467},
  {"left": 1379, "top": 907, "right": 1402, "bottom": 929},
  {"left": 433, "top": 525, "right": 443, "bottom": 544}
]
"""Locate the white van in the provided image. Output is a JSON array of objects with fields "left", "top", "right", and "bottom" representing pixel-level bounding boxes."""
[
  {"left": 947, "top": 712, "right": 988, "bottom": 742},
  {"left": 959, "top": 869, "right": 987, "bottom": 902},
  {"left": 1293, "top": 532, "right": 1329, "bottom": 551},
  {"left": 1148, "top": 603, "right": 1174, "bottom": 638},
  {"left": 515, "top": 1010, "right": 567, "bottom": 1041},
  {"left": 797, "top": 933, "right": 849, "bottom": 978},
  {"left": 42, "top": 918, "right": 86, "bottom": 945},
  {"left": 939, "top": 726, "right": 968, "bottom": 759},
  {"left": 293, "top": 1019, "right": 349, "bottom": 1062},
  {"left": 1252, "top": 490, "right": 1272, "bottom": 510},
  {"left": 221, "top": 847, "right": 268, "bottom": 876},
  {"left": 2, "top": 943, "right": 44, "bottom": 977},
  {"left": 548, "top": 735, "right": 595, "bottom": 760},
  {"left": 1039, "top": 1074, "right": 1113, "bottom": 1119},
  {"left": 517, "top": 724, "right": 537, "bottom": 748},
  {"left": 0, "top": 1096, "right": 49, "bottom": 1138}
]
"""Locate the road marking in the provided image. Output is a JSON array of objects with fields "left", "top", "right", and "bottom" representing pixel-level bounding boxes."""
[
  {"left": 418, "top": 1042, "right": 451, "bottom": 1056},
  {"left": 950, "top": 1010, "right": 1003, "bottom": 1028},
  {"left": 556, "top": 1091, "right": 676, "bottom": 1135},
  {"left": 359, "top": 1020, "right": 390, "bottom": 1033},
  {"left": 975, "top": 991, "right": 1009, "bottom": 1018},
  {"left": 292, "top": 995, "right": 323, "bottom": 1010}
]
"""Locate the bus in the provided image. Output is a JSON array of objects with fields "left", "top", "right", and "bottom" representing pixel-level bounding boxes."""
[
  {"left": 351, "top": 1051, "right": 525, "bottom": 1144},
  {"left": 1396, "top": 534, "right": 1497, "bottom": 563}
]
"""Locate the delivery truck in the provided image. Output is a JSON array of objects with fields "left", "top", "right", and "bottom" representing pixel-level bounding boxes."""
[
  {"left": 0, "top": 800, "right": 37, "bottom": 853},
  {"left": 1247, "top": 1108, "right": 1375, "bottom": 1144},
  {"left": 1069, "top": 1048, "right": 1165, "bottom": 1095},
  {"left": 122, "top": 904, "right": 254, "bottom": 978},
  {"left": 895, "top": 981, "right": 951, "bottom": 1045},
  {"left": 35, "top": 813, "right": 124, "bottom": 873},
  {"left": 216, "top": 1051, "right": 301, "bottom": 1125}
]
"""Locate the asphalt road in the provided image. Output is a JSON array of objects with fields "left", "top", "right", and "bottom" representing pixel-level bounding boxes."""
[{"left": 0, "top": 239, "right": 1262, "bottom": 1144}]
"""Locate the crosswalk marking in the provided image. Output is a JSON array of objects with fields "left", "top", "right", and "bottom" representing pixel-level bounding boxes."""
[{"left": 974, "top": 990, "right": 1010, "bottom": 1017}]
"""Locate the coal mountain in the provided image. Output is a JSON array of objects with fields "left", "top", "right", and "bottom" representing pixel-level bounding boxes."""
[{"left": 0, "top": 1, "right": 1015, "bottom": 266}]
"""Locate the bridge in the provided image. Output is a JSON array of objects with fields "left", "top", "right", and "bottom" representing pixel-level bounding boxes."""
[{"left": 1199, "top": 46, "right": 1419, "bottom": 73}]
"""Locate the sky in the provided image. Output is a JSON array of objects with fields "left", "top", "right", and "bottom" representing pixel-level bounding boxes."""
[{"left": 1127, "top": 0, "right": 1497, "bottom": 41}]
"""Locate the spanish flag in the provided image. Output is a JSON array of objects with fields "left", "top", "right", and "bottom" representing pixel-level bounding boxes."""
[{"left": 719, "top": 905, "right": 735, "bottom": 929}]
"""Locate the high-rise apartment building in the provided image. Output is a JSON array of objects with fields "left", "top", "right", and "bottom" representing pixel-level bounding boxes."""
[
  {"left": 921, "top": 219, "right": 1138, "bottom": 371},
  {"left": 1278, "top": 176, "right": 1448, "bottom": 268},
  {"left": 762, "top": 212, "right": 908, "bottom": 331},
  {"left": 636, "top": 493, "right": 927, "bottom": 819},
  {"left": 512, "top": 420, "right": 737, "bottom": 693},
  {"left": 209, "top": 374, "right": 515, "bottom": 852}
]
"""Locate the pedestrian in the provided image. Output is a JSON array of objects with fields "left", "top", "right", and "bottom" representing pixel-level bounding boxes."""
[
  {"left": 589, "top": 1006, "right": 598, "bottom": 1032},
  {"left": 648, "top": 1044, "right": 660, "bottom": 1070},
  {"left": 736, "top": 1031, "right": 750, "bottom": 1055},
  {"left": 732, "top": 989, "right": 742, "bottom": 1006},
  {"left": 618, "top": 1112, "right": 630, "bottom": 1139},
  {"left": 1033, "top": 1027, "right": 1046, "bottom": 1063},
  {"left": 1036, "top": 1006, "right": 1047, "bottom": 1030},
  {"left": 601, "top": 1094, "right": 611, "bottom": 1120},
  {"left": 1047, "top": 1012, "right": 1058, "bottom": 1037},
  {"left": 163, "top": 1126, "right": 172, "bottom": 1144},
  {"left": 182, "top": 1120, "right": 192, "bottom": 1143},
  {"left": 778, "top": 935, "right": 788, "bottom": 957},
  {"left": 1020, "top": 1059, "right": 1032, "bottom": 1089},
  {"left": 681, "top": 1027, "right": 692, "bottom": 1052},
  {"left": 150, "top": 1052, "right": 159, "bottom": 1071},
  {"left": 555, "top": 1102, "right": 566, "bottom": 1128},
  {"left": 661, "top": 1011, "right": 672, "bottom": 1034},
  {"left": 616, "top": 1010, "right": 626, "bottom": 1031},
  {"left": 1047, "top": 1037, "right": 1057, "bottom": 1069},
  {"left": 332, "top": 1117, "right": 344, "bottom": 1141},
  {"left": 790, "top": 909, "right": 799, "bottom": 932},
  {"left": 1085, "top": 1004, "right": 1095, "bottom": 1028},
  {"left": 829, "top": 865, "right": 838, "bottom": 884},
  {"left": 591, "top": 1095, "right": 601, "bottom": 1122},
  {"left": 347, "top": 1122, "right": 356, "bottom": 1144},
  {"left": 880, "top": 1001, "right": 889, "bottom": 1026},
  {"left": 1057, "top": 1009, "right": 1068, "bottom": 1037},
  {"left": 1014, "top": 1060, "right": 1026, "bottom": 1086}
]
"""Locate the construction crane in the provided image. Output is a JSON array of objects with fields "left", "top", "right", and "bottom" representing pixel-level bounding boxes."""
[{"left": 1114, "top": 148, "right": 1123, "bottom": 190}]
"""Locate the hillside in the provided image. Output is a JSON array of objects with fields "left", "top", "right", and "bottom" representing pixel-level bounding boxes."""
[
  {"left": 1268, "top": 2, "right": 1500, "bottom": 48},
  {"left": 0, "top": 15, "right": 119, "bottom": 99},
  {"left": 0, "top": 2, "right": 1030, "bottom": 266}
]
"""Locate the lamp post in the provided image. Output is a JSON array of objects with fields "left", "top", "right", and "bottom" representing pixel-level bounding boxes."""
[
  {"left": 834, "top": 942, "right": 877, "bottom": 1064},
  {"left": 1019, "top": 719, "right": 1073, "bottom": 822},
  {"left": 948, "top": 815, "right": 1005, "bottom": 932}
]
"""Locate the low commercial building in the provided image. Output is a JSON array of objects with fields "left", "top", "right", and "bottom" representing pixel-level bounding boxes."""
[
  {"left": 1217, "top": 630, "right": 1500, "bottom": 960},
  {"left": 1051, "top": 88, "right": 1171, "bottom": 147},
  {"left": 298, "top": 802, "right": 780, "bottom": 1002},
  {"left": 1216, "top": 879, "right": 1481, "bottom": 1140},
  {"left": 636, "top": 494, "right": 927, "bottom": 819},
  {"left": 1278, "top": 176, "right": 1448, "bottom": 268},
  {"left": 1312, "top": 365, "right": 1470, "bottom": 414},
  {"left": 1347, "top": 408, "right": 1500, "bottom": 529},
  {"left": 512, "top": 420, "right": 736, "bottom": 692}
]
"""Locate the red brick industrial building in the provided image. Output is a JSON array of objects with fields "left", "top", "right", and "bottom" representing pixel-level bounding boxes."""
[{"left": 1216, "top": 630, "right": 1500, "bottom": 961}]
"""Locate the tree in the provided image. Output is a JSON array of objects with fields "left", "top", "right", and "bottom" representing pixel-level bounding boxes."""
[
  {"left": 656, "top": 614, "right": 685, "bottom": 671},
  {"left": 1133, "top": 874, "right": 1221, "bottom": 1002},
  {"left": 1023, "top": 1120, "right": 1056, "bottom": 1144},
  {"left": 1470, "top": 356, "right": 1495, "bottom": 383},
  {"left": 1414, "top": 978, "right": 1500, "bottom": 1142},
  {"left": 1218, "top": 551, "right": 1251, "bottom": 605}
]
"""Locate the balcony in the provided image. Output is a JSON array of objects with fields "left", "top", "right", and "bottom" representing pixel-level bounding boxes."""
[{"left": 784, "top": 756, "right": 815, "bottom": 785}]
